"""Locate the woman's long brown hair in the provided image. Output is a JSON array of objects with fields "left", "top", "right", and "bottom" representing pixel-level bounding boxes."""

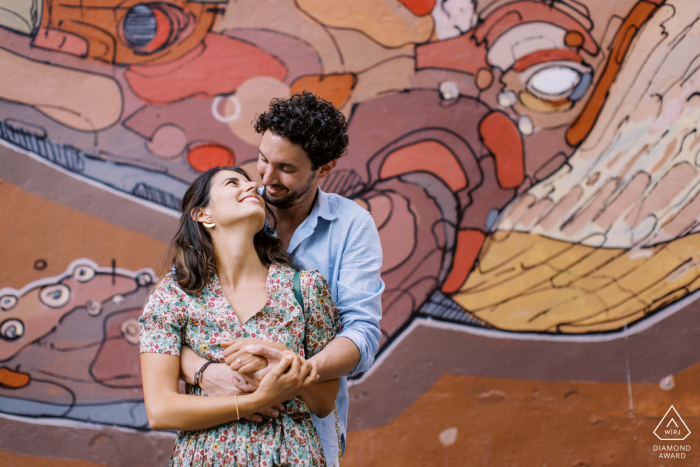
[{"left": 164, "top": 166, "right": 295, "bottom": 294}]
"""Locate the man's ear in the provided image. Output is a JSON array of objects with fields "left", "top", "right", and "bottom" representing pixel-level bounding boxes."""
[{"left": 317, "top": 159, "right": 337, "bottom": 178}]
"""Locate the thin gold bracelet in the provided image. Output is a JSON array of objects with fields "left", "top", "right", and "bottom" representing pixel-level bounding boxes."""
[{"left": 235, "top": 394, "right": 240, "bottom": 421}]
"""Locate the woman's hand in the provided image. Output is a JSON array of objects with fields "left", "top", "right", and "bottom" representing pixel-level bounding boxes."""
[
  {"left": 255, "top": 352, "right": 319, "bottom": 407},
  {"left": 222, "top": 339, "right": 291, "bottom": 374}
]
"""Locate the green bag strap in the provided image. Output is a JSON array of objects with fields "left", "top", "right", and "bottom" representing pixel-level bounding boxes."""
[
  {"left": 295, "top": 269, "right": 342, "bottom": 464},
  {"left": 294, "top": 270, "right": 309, "bottom": 359},
  {"left": 293, "top": 270, "right": 305, "bottom": 315}
]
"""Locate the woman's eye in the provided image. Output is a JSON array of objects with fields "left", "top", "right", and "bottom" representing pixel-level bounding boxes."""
[{"left": 525, "top": 64, "right": 591, "bottom": 101}]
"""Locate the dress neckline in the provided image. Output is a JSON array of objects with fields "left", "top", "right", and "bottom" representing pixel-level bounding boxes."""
[{"left": 210, "top": 261, "right": 278, "bottom": 327}]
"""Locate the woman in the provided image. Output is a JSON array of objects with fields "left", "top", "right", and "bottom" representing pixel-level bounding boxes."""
[{"left": 139, "top": 166, "right": 341, "bottom": 466}]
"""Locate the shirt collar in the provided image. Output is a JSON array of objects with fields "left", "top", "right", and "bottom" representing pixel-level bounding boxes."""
[
  {"left": 312, "top": 188, "right": 337, "bottom": 222},
  {"left": 286, "top": 188, "right": 336, "bottom": 254}
]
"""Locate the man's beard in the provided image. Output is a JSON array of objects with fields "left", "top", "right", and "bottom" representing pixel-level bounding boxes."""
[{"left": 263, "top": 172, "right": 316, "bottom": 210}]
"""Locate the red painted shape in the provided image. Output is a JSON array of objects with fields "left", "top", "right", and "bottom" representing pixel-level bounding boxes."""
[
  {"left": 125, "top": 33, "right": 287, "bottom": 105},
  {"left": 479, "top": 111, "right": 524, "bottom": 189},
  {"left": 474, "top": 1, "right": 598, "bottom": 56},
  {"left": 399, "top": 0, "right": 436, "bottom": 16},
  {"left": 141, "top": 7, "right": 173, "bottom": 53},
  {"left": 416, "top": 34, "right": 488, "bottom": 75},
  {"left": 380, "top": 141, "right": 468, "bottom": 191},
  {"left": 187, "top": 143, "right": 235, "bottom": 172},
  {"left": 512, "top": 48, "right": 583, "bottom": 72},
  {"left": 441, "top": 229, "right": 486, "bottom": 294}
]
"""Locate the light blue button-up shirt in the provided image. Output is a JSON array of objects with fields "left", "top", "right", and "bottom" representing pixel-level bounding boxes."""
[{"left": 264, "top": 187, "right": 383, "bottom": 464}]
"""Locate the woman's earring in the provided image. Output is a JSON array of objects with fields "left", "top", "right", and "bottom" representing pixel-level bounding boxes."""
[{"left": 202, "top": 219, "right": 215, "bottom": 228}]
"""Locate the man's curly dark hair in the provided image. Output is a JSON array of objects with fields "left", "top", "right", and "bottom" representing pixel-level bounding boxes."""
[{"left": 254, "top": 91, "right": 349, "bottom": 169}]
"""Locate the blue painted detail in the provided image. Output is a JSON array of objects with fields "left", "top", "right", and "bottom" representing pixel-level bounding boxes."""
[
  {"left": 0, "top": 395, "right": 70, "bottom": 418},
  {"left": 0, "top": 121, "right": 187, "bottom": 212},
  {"left": 569, "top": 72, "right": 592, "bottom": 101},
  {"left": 65, "top": 401, "right": 149, "bottom": 428},
  {"left": 486, "top": 208, "right": 500, "bottom": 230},
  {"left": 123, "top": 5, "right": 157, "bottom": 48},
  {"left": 0, "top": 395, "right": 149, "bottom": 428}
]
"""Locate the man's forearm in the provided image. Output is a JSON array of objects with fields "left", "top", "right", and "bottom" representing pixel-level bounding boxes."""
[
  {"left": 310, "top": 336, "right": 361, "bottom": 381},
  {"left": 180, "top": 345, "right": 209, "bottom": 385}
]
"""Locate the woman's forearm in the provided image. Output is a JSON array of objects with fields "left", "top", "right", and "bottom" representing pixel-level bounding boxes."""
[
  {"left": 143, "top": 351, "right": 315, "bottom": 430},
  {"left": 180, "top": 345, "right": 209, "bottom": 385},
  {"left": 147, "top": 391, "right": 267, "bottom": 431},
  {"left": 143, "top": 353, "right": 269, "bottom": 431},
  {"left": 298, "top": 379, "right": 340, "bottom": 418}
]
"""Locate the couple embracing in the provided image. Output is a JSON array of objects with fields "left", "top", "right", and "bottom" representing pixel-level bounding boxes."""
[{"left": 139, "top": 92, "right": 384, "bottom": 466}]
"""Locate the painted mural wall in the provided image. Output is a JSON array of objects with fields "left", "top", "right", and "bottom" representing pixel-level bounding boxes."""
[{"left": 1, "top": 0, "right": 700, "bottom": 465}]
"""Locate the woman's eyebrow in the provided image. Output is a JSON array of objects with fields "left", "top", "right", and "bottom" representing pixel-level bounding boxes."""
[{"left": 222, "top": 177, "right": 240, "bottom": 185}]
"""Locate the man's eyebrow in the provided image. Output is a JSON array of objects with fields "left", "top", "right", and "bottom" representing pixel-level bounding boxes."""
[{"left": 259, "top": 150, "right": 299, "bottom": 170}]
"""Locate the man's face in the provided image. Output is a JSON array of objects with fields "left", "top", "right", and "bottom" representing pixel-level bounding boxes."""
[{"left": 257, "top": 131, "right": 318, "bottom": 210}]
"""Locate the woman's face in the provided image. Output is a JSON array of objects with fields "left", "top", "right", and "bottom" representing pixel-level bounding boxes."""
[{"left": 198, "top": 170, "right": 266, "bottom": 231}]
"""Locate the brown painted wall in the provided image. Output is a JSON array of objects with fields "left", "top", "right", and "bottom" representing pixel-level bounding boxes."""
[{"left": 1, "top": 0, "right": 698, "bottom": 465}]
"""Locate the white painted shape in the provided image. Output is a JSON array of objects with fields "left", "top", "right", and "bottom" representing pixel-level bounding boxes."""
[
  {"left": 497, "top": 90, "right": 518, "bottom": 108},
  {"left": 528, "top": 66, "right": 581, "bottom": 96},
  {"left": 439, "top": 427, "right": 458, "bottom": 446},
  {"left": 431, "top": 0, "right": 477, "bottom": 40},
  {"left": 518, "top": 115, "right": 534, "bottom": 136}
]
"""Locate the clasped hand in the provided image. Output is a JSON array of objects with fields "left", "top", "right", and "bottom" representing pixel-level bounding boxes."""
[{"left": 215, "top": 339, "right": 317, "bottom": 422}]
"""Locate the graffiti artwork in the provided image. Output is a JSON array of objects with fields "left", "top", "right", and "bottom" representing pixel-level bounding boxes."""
[{"left": 2, "top": 0, "right": 700, "bottom": 464}]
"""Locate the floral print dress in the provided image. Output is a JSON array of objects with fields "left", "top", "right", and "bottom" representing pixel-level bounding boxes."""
[{"left": 139, "top": 262, "right": 341, "bottom": 467}]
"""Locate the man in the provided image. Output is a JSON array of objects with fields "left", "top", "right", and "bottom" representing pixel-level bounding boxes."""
[{"left": 179, "top": 91, "right": 384, "bottom": 465}]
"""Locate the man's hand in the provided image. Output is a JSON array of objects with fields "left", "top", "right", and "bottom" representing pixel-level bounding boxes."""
[{"left": 197, "top": 363, "right": 247, "bottom": 398}]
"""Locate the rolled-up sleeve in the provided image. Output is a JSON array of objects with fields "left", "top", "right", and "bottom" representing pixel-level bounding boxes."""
[{"left": 335, "top": 214, "right": 384, "bottom": 375}]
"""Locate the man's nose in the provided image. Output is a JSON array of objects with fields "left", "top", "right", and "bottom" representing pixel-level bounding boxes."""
[{"left": 261, "top": 168, "right": 276, "bottom": 186}]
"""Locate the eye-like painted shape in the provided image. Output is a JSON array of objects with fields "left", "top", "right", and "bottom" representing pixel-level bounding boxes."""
[
  {"left": 136, "top": 272, "right": 154, "bottom": 287},
  {"left": 0, "top": 295, "right": 17, "bottom": 311},
  {"left": 529, "top": 66, "right": 581, "bottom": 96},
  {"left": 86, "top": 299, "right": 103, "bottom": 316},
  {"left": 123, "top": 5, "right": 158, "bottom": 49},
  {"left": 39, "top": 284, "right": 71, "bottom": 308},
  {"left": 521, "top": 60, "right": 592, "bottom": 103},
  {"left": 1, "top": 319, "right": 24, "bottom": 340},
  {"left": 120, "top": 318, "right": 141, "bottom": 345},
  {"left": 74, "top": 265, "right": 96, "bottom": 283},
  {"left": 120, "top": 3, "right": 192, "bottom": 55}
]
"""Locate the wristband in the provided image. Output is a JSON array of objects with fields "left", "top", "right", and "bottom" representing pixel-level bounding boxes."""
[{"left": 194, "top": 361, "right": 214, "bottom": 388}]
